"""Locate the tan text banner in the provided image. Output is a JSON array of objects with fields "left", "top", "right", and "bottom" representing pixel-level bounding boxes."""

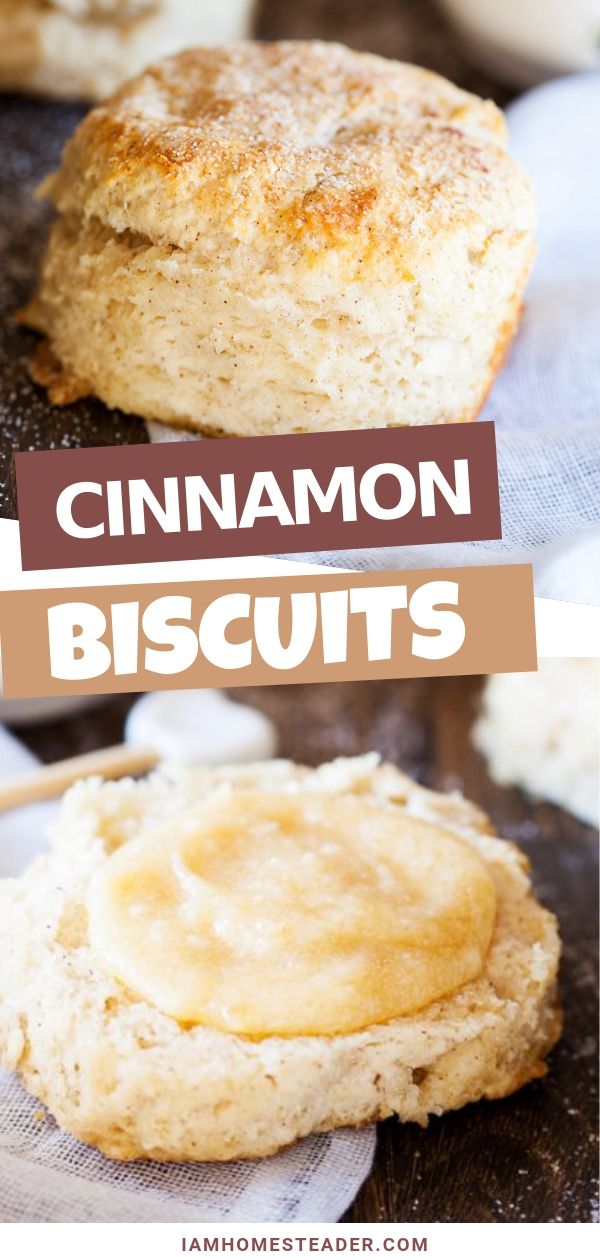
[{"left": 0, "top": 565, "right": 536, "bottom": 698}]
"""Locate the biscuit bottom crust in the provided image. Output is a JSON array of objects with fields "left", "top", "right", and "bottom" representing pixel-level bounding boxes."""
[{"left": 0, "top": 758, "right": 561, "bottom": 1162}]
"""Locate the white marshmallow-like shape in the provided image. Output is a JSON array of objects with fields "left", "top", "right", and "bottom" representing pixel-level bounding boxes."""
[{"left": 125, "top": 689, "right": 277, "bottom": 767}]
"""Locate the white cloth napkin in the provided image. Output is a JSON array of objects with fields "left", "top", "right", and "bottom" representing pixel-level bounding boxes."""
[
  {"left": 148, "top": 74, "right": 600, "bottom": 603},
  {"left": 0, "top": 725, "right": 376, "bottom": 1223}
]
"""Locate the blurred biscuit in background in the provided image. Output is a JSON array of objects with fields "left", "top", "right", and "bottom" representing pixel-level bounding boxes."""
[
  {"left": 0, "top": 0, "right": 256, "bottom": 100},
  {"left": 474, "top": 659, "right": 600, "bottom": 827}
]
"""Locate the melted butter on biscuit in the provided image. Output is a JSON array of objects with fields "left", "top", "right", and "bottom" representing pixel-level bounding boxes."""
[{"left": 87, "top": 789, "right": 496, "bottom": 1037}]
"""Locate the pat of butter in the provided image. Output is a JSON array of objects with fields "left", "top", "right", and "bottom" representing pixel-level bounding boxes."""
[{"left": 87, "top": 789, "right": 496, "bottom": 1037}]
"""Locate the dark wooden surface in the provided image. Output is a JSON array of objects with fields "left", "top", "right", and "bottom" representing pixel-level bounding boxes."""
[
  {"left": 14, "top": 676, "right": 599, "bottom": 1224},
  {"left": 0, "top": 0, "right": 513, "bottom": 519}
]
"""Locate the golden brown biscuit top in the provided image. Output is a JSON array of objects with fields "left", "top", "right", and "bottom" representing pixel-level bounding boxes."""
[{"left": 45, "top": 41, "right": 535, "bottom": 273}]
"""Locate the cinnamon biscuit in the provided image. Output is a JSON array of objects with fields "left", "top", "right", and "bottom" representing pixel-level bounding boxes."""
[
  {"left": 0, "top": 756, "right": 560, "bottom": 1162},
  {"left": 22, "top": 41, "right": 536, "bottom": 435}
]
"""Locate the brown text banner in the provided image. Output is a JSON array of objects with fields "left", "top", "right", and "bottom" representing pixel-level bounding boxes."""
[
  {"left": 15, "top": 424, "right": 501, "bottom": 570},
  {"left": 0, "top": 565, "right": 535, "bottom": 698}
]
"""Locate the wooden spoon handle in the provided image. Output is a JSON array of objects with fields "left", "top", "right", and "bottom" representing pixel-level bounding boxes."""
[{"left": 0, "top": 744, "right": 158, "bottom": 814}]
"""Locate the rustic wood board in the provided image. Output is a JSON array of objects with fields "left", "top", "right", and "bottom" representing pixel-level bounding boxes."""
[
  {"left": 0, "top": 0, "right": 512, "bottom": 519},
  {"left": 15, "top": 676, "right": 599, "bottom": 1224}
]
